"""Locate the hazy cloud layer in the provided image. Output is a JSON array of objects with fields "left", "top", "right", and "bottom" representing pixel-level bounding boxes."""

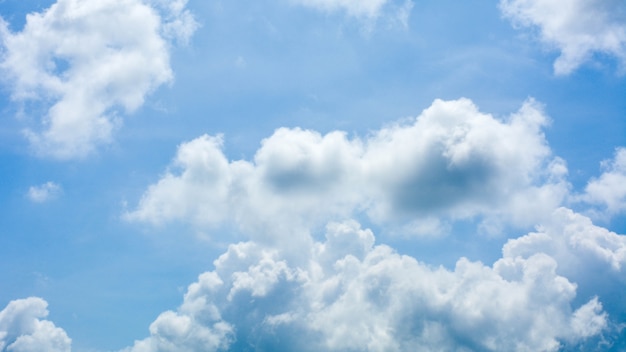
[
  {"left": 500, "top": 0, "right": 626, "bottom": 74},
  {"left": 127, "top": 98, "right": 568, "bottom": 237},
  {"left": 124, "top": 210, "right": 623, "bottom": 351},
  {"left": 0, "top": 0, "right": 197, "bottom": 159},
  {"left": 0, "top": 297, "right": 71, "bottom": 352}
]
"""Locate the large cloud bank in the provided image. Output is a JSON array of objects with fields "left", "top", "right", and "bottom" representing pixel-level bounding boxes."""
[
  {"left": 126, "top": 98, "right": 568, "bottom": 237},
  {"left": 0, "top": 297, "right": 71, "bottom": 352},
  {"left": 120, "top": 98, "right": 625, "bottom": 350},
  {"left": 500, "top": 0, "right": 626, "bottom": 74},
  {"left": 0, "top": 0, "right": 197, "bottom": 159}
]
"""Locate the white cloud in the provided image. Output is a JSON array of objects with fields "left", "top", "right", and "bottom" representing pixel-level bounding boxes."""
[
  {"left": 0, "top": 297, "right": 71, "bottom": 352},
  {"left": 578, "top": 147, "right": 626, "bottom": 217},
  {"left": 499, "top": 0, "right": 626, "bottom": 75},
  {"left": 27, "top": 182, "right": 62, "bottom": 203},
  {"left": 0, "top": 0, "right": 198, "bottom": 159},
  {"left": 124, "top": 214, "right": 621, "bottom": 351},
  {"left": 126, "top": 98, "right": 568, "bottom": 238}
]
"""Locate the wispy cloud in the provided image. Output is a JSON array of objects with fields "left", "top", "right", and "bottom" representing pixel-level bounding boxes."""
[{"left": 27, "top": 181, "right": 62, "bottom": 203}]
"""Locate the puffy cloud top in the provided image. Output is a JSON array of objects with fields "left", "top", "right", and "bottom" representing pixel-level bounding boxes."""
[
  {"left": 0, "top": 0, "right": 198, "bottom": 159},
  {"left": 500, "top": 0, "right": 626, "bottom": 74},
  {"left": 0, "top": 297, "right": 71, "bottom": 352}
]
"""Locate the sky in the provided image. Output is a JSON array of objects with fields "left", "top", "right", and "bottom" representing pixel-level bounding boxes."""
[{"left": 0, "top": 0, "right": 625, "bottom": 351}]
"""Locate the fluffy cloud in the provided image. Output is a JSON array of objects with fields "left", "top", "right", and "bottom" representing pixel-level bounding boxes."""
[
  {"left": 26, "top": 182, "right": 62, "bottom": 203},
  {"left": 0, "top": 297, "right": 71, "bottom": 352},
  {"left": 578, "top": 147, "right": 626, "bottom": 217},
  {"left": 127, "top": 98, "right": 568, "bottom": 237},
  {"left": 125, "top": 212, "right": 623, "bottom": 351},
  {"left": 0, "top": 0, "right": 198, "bottom": 159},
  {"left": 499, "top": 0, "right": 626, "bottom": 74}
]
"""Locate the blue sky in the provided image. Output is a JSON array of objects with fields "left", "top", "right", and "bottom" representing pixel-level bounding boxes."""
[{"left": 0, "top": 0, "right": 625, "bottom": 351}]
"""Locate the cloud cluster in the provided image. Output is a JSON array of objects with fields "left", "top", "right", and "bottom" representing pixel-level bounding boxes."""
[
  {"left": 127, "top": 98, "right": 568, "bottom": 237},
  {"left": 0, "top": 0, "right": 198, "bottom": 159},
  {"left": 0, "top": 297, "right": 71, "bottom": 352},
  {"left": 499, "top": 0, "right": 626, "bottom": 74},
  {"left": 125, "top": 210, "right": 623, "bottom": 351},
  {"left": 26, "top": 182, "right": 62, "bottom": 203}
]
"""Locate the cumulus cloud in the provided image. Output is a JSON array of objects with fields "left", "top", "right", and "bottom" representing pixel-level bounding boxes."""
[
  {"left": 578, "top": 147, "right": 626, "bottom": 217},
  {"left": 124, "top": 213, "right": 623, "bottom": 351},
  {"left": 499, "top": 0, "right": 626, "bottom": 75},
  {"left": 0, "top": 297, "right": 71, "bottom": 352},
  {"left": 122, "top": 97, "right": 626, "bottom": 350},
  {"left": 0, "top": 0, "right": 198, "bottom": 159},
  {"left": 126, "top": 98, "right": 568, "bottom": 238},
  {"left": 26, "top": 182, "right": 62, "bottom": 203},
  {"left": 120, "top": 304, "right": 234, "bottom": 352}
]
